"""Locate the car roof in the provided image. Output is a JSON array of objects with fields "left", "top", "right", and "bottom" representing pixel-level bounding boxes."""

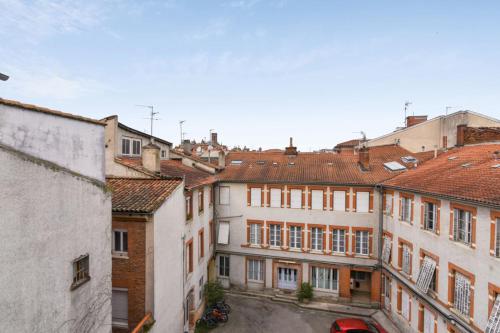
[{"left": 335, "top": 318, "right": 370, "bottom": 329}]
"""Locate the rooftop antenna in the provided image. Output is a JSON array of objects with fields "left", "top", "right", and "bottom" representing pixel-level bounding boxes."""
[
  {"left": 404, "top": 101, "right": 412, "bottom": 125},
  {"left": 136, "top": 105, "right": 159, "bottom": 137},
  {"left": 445, "top": 106, "right": 453, "bottom": 116},
  {"left": 179, "top": 120, "right": 186, "bottom": 144},
  {"left": 0, "top": 72, "right": 9, "bottom": 81},
  {"left": 352, "top": 131, "right": 367, "bottom": 141}
]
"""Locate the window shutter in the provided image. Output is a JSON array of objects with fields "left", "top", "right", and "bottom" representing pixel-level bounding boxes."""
[
  {"left": 356, "top": 192, "right": 369, "bottom": 213},
  {"left": 251, "top": 188, "right": 261, "bottom": 207},
  {"left": 402, "top": 290, "right": 410, "bottom": 320},
  {"left": 311, "top": 190, "right": 323, "bottom": 210},
  {"left": 423, "top": 308, "right": 434, "bottom": 333},
  {"left": 333, "top": 191, "right": 346, "bottom": 211},
  {"left": 270, "top": 188, "right": 281, "bottom": 208},
  {"left": 219, "top": 187, "right": 230, "bottom": 205},
  {"left": 453, "top": 209, "right": 459, "bottom": 240},
  {"left": 290, "top": 189, "right": 301, "bottom": 208},
  {"left": 112, "top": 289, "right": 128, "bottom": 322},
  {"left": 382, "top": 237, "right": 392, "bottom": 264},
  {"left": 454, "top": 272, "right": 471, "bottom": 317},
  {"left": 218, "top": 221, "right": 230, "bottom": 245},
  {"left": 416, "top": 256, "right": 437, "bottom": 293},
  {"left": 486, "top": 295, "right": 500, "bottom": 333}
]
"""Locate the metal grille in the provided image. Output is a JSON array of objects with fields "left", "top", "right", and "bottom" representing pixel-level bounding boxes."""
[
  {"left": 402, "top": 244, "right": 411, "bottom": 275},
  {"left": 486, "top": 295, "right": 500, "bottom": 333},
  {"left": 454, "top": 272, "right": 471, "bottom": 317},
  {"left": 416, "top": 256, "right": 436, "bottom": 293},
  {"left": 382, "top": 236, "right": 392, "bottom": 263}
]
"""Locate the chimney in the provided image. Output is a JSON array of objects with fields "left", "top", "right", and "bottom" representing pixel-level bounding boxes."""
[
  {"left": 406, "top": 115, "right": 428, "bottom": 127},
  {"left": 456, "top": 124, "right": 467, "bottom": 146},
  {"left": 218, "top": 150, "right": 226, "bottom": 168},
  {"left": 142, "top": 142, "right": 161, "bottom": 173},
  {"left": 284, "top": 137, "right": 298, "bottom": 156},
  {"left": 182, "top": 139, "right": 192, "bottom": 155},
  {"left": 358, "top": 147, "right": 370, "bottom": 171},
  {"left": 211, "top": 132, "right": 218, "bottom": 145}
]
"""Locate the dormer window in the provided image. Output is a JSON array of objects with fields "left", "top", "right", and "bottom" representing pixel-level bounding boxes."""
[{"left": 122, "top": 137, "right": 141, "bottom": 156}]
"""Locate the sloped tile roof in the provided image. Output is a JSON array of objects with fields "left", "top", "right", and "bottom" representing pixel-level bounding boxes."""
[
  {"left": 218, "top": 145, "right": 428, "bottom": 185},
  {"left": 383, "top": 144, "right": 500, "bottom": 207},
  {"left": 107, "top": 178, "right": 182, "bottom": 213}
]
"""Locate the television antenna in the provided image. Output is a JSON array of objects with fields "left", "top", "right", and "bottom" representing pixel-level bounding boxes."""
[
  {"left": 179, "top": 120, "right": 186, "bottom": 144},
  {"left": 404, "top": 101, "right": 412, "bottom": 124},
  {"left": 136, "top": 105, "right": 159, "bottom": 137}
]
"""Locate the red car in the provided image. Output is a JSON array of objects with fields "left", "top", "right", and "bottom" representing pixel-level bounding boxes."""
[{"left": 330, "top": 318, "right": 388, "bottom": 333}]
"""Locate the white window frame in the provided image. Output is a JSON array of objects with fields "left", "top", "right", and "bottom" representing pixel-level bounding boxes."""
[
  {"left": 250, "top": 187, "right": 262, "bottom": 207},
  {"left": 247, "top": 259, "right": 264, "bottom": 282},
  {"left": 402, "top": 289, "right": 410, "bottom": 321},
  {"left": 383, "top": 275, "right": 391, "bottom": 311},
  {"left": 402, "top": 244, "right": 411, "bottom": 275},
  {"left": 113, "top": 229, "right": 128, "bottom": 255},
  {"left": 331, "top": 229, "right": 346, "bottom": 254},
  {"left": 356, "top": 191, "right": 370, "bottom": 213},
  {"left": 311, "top": 266, "right": 338, "bottom": 291},
  {"left": 424, "top": 202, "right": 437, "bottom": 232},
  {"left": 121, "top": 137, "right": 141, "bottom": 156},
  {"left": 385, "top": 193, "right": 393, "bottom": 215},
  {"left": 401, "top": 196, "right": 412, "bottom": 222},
  {"left": 270, "top": 188, "right": 281, "bottom": 208},
  {"left": 217, "top": 221, "right": 230, "bottom": 245},
  {"left": 249, "top": 223, "right": 261, "bottom": 246},
  {"left": 290, "top": 189, "right": 302, "bottom": 209},
  {"left": 333, "top": 191, "right": 346, "bottom": 211},
  {"left": 453, "top": 209, "right": 472, "bottom": 245},
  {"left": 311, "top": 190, "right": 323, "bottom": 210},
  {"left": 269, "top": 224, "right": 281, "bottom": 247},
  {"left": 289, "top": 226, "right": 302, "bottom": 249},
  {"left": 310, "top": 227, "right": 323, "bottom": 251},
  {"left": 218, "top": 255, "right": 230, "bottom": 277},
  {"left": 453, "top": 272, "right": 471, "bottom": 318},
  {"left": 72, "top": 254, "right": 90, "bottom": 289},
  {"left": 355, "top": 230, "right": 369, "bottom": 255},
  {"left": 218, "top": 186, "right": 230, "bottom": 205}
]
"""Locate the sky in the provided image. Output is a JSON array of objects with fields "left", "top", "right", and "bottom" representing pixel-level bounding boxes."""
[{"left": 1, "top": 0, "right": 500, "bottom": 151}]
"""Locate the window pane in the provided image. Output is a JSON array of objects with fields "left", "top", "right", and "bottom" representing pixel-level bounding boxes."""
[
  {"left": 114, "top": 231, "right": 121, "bottom": 251},
  {"left": 122, "top": 138, "right": 130, "bottom": 155}
]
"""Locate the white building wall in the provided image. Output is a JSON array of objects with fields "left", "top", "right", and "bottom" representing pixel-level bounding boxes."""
[{"left": 382, "top": 190, "right": 500, "bottom": 332}]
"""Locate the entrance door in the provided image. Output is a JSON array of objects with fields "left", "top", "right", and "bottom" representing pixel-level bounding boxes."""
[{"left": 278, "top": 268, "right": 298, "bottom": 289}]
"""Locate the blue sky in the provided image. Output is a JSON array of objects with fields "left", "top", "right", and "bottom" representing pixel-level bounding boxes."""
[{"left": 1, "top": 0, "right": 500, "bottom": 150}]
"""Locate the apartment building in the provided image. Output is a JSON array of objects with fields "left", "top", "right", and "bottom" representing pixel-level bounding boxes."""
[
  {"left": 0, "top": 99, "right": 112, "bottom": 333},
  {"left": 381, "top": 144, "right": 500, "bottom": 333},
  {"left": 214, "top": 139, "right": 431, "bottom": 305},
  {"left": 102, "top": 117, "right": 217, "bottom": 332},
  {"left": 367, "top": 111, "right": 499, "bottom": 153}
]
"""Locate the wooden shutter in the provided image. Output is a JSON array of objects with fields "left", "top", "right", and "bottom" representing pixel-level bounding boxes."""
[
  {"left": 270, "top": 188, "right": 281, "bottom": 208},
  {"left": 218, "top": 221, "right": 230, "bottom": 245},
  {"left": 486, "top": 295, "right": 500, "bottom": 333},
  {"left": 219, "top": 186, "right": 230, "bottom": 205},
  {"left": 250, "top": 188, "right": 261, "bottom": 207},
  {"left": 416, "top": 256, "right": 437, "bottom": 293},
  {"left": 311, "top": 190, "right": 323, "bottom": 210},
  {"left": 382, "top": 237, "right": 392, "bottom": 264},
  {"left": 333, "top": 191, "right": 345, "bottom": 211},
  {"left": 356, "top": 192, "right": 369, "bottom": 213},
  {"left": 290, "top": 189, "right": 301, "bottom": 208}
]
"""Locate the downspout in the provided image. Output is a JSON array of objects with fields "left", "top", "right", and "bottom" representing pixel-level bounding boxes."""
[{"left": 376, "top": 184, "right": 384, "bottom": 309}]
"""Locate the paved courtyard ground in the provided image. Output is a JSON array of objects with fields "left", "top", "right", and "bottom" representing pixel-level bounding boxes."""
[{"left": 212, "top": 294, "right": 351, "bottom": 333}]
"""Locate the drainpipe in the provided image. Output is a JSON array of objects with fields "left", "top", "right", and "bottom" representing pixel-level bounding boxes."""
[
  {"left": 182, "top": 233, "right": 187, "bottom": 333},
  {"left": 376, "top": 184, "right": 384, "bottom": 309}
]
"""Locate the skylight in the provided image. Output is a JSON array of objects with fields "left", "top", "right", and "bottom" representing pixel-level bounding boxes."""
[
  {"left": 401, "top": 156, "right": 417, "bottom": 164},
  {"left": 461, "top": 163, "right": 472, "bottom": 168},
  {"left": 448, "top": 156, "right": 458, "bottom": 160},
  {"left": 230, "top": 160, "right": 242, "bottom": 165},
  {"left": 384, "top": 161, "right": 407, "bottom": 171}
]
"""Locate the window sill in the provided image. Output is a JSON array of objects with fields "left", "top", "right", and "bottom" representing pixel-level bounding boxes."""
[
  {"left": 289, "top": 248, "right": 302, "bottom": 252},
  {"left": 247, "top": 279, "right": 264, "bottom": 284},
  {"left": 331, "top": 252, "right": 347, "bottom": 256},
  {"left": 310, "top": 250, "right": 324, "bottom": 254},
  {"left": 269, "top": 245, "right": 282, "bottom": 250},
  {"left": 450, "top": 308, "right": 471, "bottom": 323},
  {"left": 71, "top": 276, "right": 91, "bottom": 291},
  {"left": 249, "top": 244, "right": 261, "bottom": 248},
  {"left": 112, "top": 254, "right": 129, "bottom": 259},
  {"left": 421, "top": 228, "right": 439, "bottom": 236},
  {"left": 112, "top": 321, "right": 129, "bottom": 329}
]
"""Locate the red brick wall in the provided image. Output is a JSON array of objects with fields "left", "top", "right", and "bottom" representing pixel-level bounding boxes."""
[
  {"left": 112, "top": 216, "right": 148, "bottom": 331},
  {"left": 457, "top": 125, "right": 500, "bottom": 146}
]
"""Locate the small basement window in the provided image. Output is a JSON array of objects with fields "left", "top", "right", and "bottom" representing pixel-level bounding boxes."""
[{"left": 71, "top": 254, "right": 90, "bottom": 290}]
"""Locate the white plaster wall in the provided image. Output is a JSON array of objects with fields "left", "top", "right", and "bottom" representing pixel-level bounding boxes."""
[
  {"left": 151, "top": 184, "right": 185, "bottom": 333},
  {"left": 216, "top": 182, "right": 381, "bottom": 288},
  {"left": 0, "top": 148, "right": 112, "bottom": 333},
  {"left": 0, "top": 104, "right": 105, "bottom": 180},
  {"left": 383, "top": 191, "right": 500, "bottom": 332}
]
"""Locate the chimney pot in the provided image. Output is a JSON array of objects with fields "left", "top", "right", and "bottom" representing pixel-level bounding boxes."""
[
  {"left": 285, "top": 137, "right": 298, "bottom": 155},
  {"left": 142, "top": 142, "right": 161, "bottom": 173},
  {"left": 358, "top": 147, "right": 370, "bottom": 171},
  {"left": 406, "top": 115, "right": 428, "bottom": 127}
]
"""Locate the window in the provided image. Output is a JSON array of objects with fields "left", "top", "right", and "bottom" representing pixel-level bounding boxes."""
[
  {"left": 356, "top": 191, "right": 370, "bottom": 213},
  {"left": 402, "top": 289, "right": 410, "bottom": 321},
  {"left": 247, "top": 259, "right": 264, "bottom": 281},
  {"left": 269, "top": 224, "right": 282, "bottom": 247},
  {"left": 486, "top": 294, "right": 500, "bottom": 333},
  {"left": 453, "top": 209, "right": 472, "bottom": 245},
  {"left": 331, "top": 229, "right": 346, "bottom": 254},
  {"left": 453, "top": 272, "right": 471, "bottom": 317},
  {"left": 351, "top": 271, "right": 367, "bottom": 280},
  {"left": 333, "top": 191, "right": 346, "bottom": 211},
  {"left": 112, "top": 288, "right": 128, "bottom": 326},
  {"left": 290, "top": 189, "right": 302, "bottom": 209},
  {"left": 198, "top": 189, "right": 204, "bottom": 213},
  {"left": 218, "top": 221, "right": 230, "bottom": 245},
  {"left": 424, "top": 202, "right": 437, "bottom": 232},
  {"left": 311, "top": 190, "right": 323, "bottom": 210},
  {"left": 311, "top": 267, "right": 338, "bottom": 291},
  {"left": 250, "top": 187, "right": 262, "bottom": 207},
  {"left": 416, "top": 256, "right": 437, "bottom": 293},
  {"left": 198, "top": 276, "right": 204, "bottom": 303},
  {"left": 382, "top": 275, "right": 391, "bottom": 311},
  {"left": 72, "top": 254, "right": 90, "bottom": 289},
  {"left": 382, "top": 236, "right": 392, "bottom": 264},
  {"left": 218, "top": 186, "right": 230, "bottom": 205},
  {"left": 495, "top": 218, "right": 500, "bottom": 257},
  {"left": 310, "top": 227, "right": 324, "bottom": 251},
  {"left": 219, "top": 255, "right": 229, "bottom": 277},
  {"left": 249, "top": 223, "right": 262, "bottom": 246},
  {"left": 289, "top": 226, "right": 302, "bottom": 249},
  {"left": 270, "top": 188, "right": 282, "bottom": 208},
  {"left": 423, "top": 307, "right": 435, "bottom": 333},
  {"left": 113, "top": 230, "right": 128, "bottom": 255},
  {"left": 401, "top": 244, "right": 411, "bottom": 275},
  {"left": 186, "top": 193, "right": 193, "bottom": 220},
  {"left": 400, "top": 196, "right": 412, "bottom": 222},
  {"left": 187, "top": 240, "right": 193, "bottom": 274},
  {"left": 355, "top": 230, "right": 369, "bottom": 255},
  {"left": 121, "top": 137, "right": 141, "bottom": 156},
  {"left": 161, "top": 150, "right": 166, "bottom": 158},
  {"left": 385, "top": 193, "right": 393, "bottom": 215},
  {"left": 199, "top": 229, "right": 204, "bottom": 259}
]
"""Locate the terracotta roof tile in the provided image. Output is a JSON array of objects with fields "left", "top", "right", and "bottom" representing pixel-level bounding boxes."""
[
  {"left": 218, "top": 145, "right": 424, "bottom": 185},
  {"left": 383, "top": 144, "right": 500, "bottom": 206},
  {"left": 107, "top": 178, "right": 183, "bottom": 213}
]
